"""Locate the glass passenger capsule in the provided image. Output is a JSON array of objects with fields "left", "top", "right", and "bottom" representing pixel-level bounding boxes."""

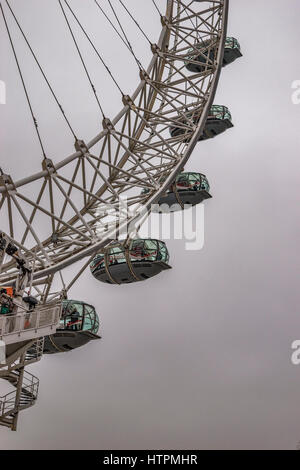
[
  {"left": 90, "top": 239, "right": 171, "bottom": 284},
  {"left": 169, "top": 104, "right": 233, "bottom": 142},
  {"left": 152, "top": 172, "right": 212, "bottom": 212},
  {"left": 185, "top": 37, "right": 242, "bottom": 73},
  {"left": 43, "top": 300, "right": 100, "bottom": 354}
]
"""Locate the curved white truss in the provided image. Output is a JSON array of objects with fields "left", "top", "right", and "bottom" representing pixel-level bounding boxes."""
[{"left": 0, "top": 0, "right": 229, "bottom": 295}]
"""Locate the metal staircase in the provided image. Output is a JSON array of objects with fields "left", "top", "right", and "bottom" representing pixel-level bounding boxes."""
[
  {"left": 0, "top": 234, "right": 62, "bottom": 430},
  {"left": 0, "top": 339, "right": 43, "bottom": 430},
  {"left": 0, "top": 370, "right": 39, "bottom": 429}
]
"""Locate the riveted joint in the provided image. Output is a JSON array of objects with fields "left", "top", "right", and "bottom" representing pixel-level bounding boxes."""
[
  {"left": 160, "top": 16, "right": 168, "bottom": 26},
  {"left": 122, "top": 95, "right": 137, "bottom": 110},
  {"left": 102, "top": 118, "right": 115, "bottom": 132},
  {"left": 50, "top": 232, "right": 60, "bottom": 246},
  {"left": 151, "top": 43, "right": 160, "bottom": 54},
  {"left": 139, "top": 69, "right": 150, "bottom": 82},
  {"left": 0, "top": 174, "right": 16, "bottom": 192},
  {"left": 42, "top": 158, "right": 56, "bottom": 176},
  {"left": 151, "top": 43, "right": 165, "bottom": 59},
  {"left": 75, "top": 139, "right": 89, "bottom": 155}
]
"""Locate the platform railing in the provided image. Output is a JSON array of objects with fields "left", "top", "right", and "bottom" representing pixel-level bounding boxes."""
[{"left": 0, "top": 302, "right": 61, "bottom": 344}]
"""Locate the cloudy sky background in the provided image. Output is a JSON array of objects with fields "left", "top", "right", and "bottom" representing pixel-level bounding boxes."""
[{"left": 0, "top": 0, "right": 300, "bottom": 449}]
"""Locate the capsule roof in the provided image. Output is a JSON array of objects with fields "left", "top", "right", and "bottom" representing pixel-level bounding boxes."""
[{"left": 91, "top": 238, "right": 170, "bottom": 271}]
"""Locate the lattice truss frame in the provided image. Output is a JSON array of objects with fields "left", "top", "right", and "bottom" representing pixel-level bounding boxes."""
[{"left": 0, "top": 0, "right": 228, "bottom": 300}]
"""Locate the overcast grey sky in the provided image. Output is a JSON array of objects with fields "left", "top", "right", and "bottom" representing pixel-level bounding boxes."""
[{"left": 0, "top": 0, "right": 300, "bottom": 450}]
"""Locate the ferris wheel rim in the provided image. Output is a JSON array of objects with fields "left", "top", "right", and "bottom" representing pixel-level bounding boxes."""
[{"left": 0, "top": 0, "right": 229, "bottom": 284}]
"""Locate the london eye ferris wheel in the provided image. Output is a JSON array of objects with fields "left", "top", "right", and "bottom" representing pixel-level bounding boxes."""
[{"left": 0, "top": 0, "right": 242, "bottom": 430}]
